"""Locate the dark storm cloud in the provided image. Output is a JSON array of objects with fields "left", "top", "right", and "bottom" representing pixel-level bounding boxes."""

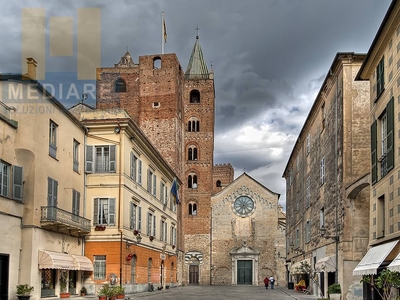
[{"left": 0, "top": 0, "right": 392, "bottom": 209}]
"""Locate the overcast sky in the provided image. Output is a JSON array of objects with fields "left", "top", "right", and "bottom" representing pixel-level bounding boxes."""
[{"left": 0, "top": 0, "right": 392, "bottom": 210}]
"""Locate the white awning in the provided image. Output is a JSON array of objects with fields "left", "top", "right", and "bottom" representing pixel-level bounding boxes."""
[
  {"left": 353, "top": 240, "right": 398, "bottom": 276},
  {"left": 388, "top": 252, "right": 400, "bottom": 272},
  {"left": 38, "top": 250, "right": 76, "bottom": 270},
  {"left": 290, "top": 259, "right": 309, "bottom": 274},
  {"left": 71, "top": 255, "right": 94, "bottom": 272},
  {"left": 315, "top": 256, "right": 336, "bottom": 272}
]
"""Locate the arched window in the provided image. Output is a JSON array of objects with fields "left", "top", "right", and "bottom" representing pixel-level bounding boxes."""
[
  {"left": 188, "top": 146, "right": 198, "bottom": 160},
  {"left": 189, "top": 203, "right": 197, "bottom": 215},
  {"left": 115, "top": 78, "right": 126, "bottom": 92},
  {"left": 190, "top": 90, "right": 200, "bottom": 103},
  {"left": 188, "top": 173, "right": 198, "bottom": 188},
  {"left": 216, "top": 180, "right": 222, "bottom": 187},
  {"left": 153, "top": 57, "right": 161, "bottom": 69},
  {"left": 130, "top": 255, "right": 137, "bottom": 283},
  {"left": 188, "top": 118, "right": 200, "bottom": 132}
]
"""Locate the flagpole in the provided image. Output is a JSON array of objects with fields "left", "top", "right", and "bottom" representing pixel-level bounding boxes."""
[{"left": 162, "top": 12, "right": 165, "bottom": 54}]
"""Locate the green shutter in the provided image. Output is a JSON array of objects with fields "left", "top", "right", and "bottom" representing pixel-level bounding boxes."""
[
  {"left": 12, "top": 165, "right": 23, "bottom": 200},
  {"left": 371, "top": 120, "right": 377, "bottom": 184},
  {"left": 386, "top": 97, "right": 395, "bottom": 171}
]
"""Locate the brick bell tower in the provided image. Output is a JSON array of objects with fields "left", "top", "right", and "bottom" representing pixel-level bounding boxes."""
[
  {"left": 95, "top": 34, "right": 215, "bottom": 285},
  {"left": 182, "top": 34, "right": 215, "bottom": 285}
]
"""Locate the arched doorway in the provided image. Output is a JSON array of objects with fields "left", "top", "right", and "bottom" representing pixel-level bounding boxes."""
[{"left": 189, "top": 263, "right": 199, "bottom": 284}]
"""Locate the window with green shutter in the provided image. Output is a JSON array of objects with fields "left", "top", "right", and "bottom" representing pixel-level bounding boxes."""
[{"left": 371, "top": 120, "right": 377, "bottom": 184}]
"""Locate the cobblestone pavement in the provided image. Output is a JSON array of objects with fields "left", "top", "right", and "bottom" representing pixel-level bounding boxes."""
[{"left": 62, "top": 285, "right": 320, "bottom": 300}]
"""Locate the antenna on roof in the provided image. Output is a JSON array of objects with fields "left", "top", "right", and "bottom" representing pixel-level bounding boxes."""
[{"left": 81, "top": 93, "right": 88, "bottom": 103}]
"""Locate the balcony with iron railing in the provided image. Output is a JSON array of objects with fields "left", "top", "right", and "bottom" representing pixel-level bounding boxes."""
[{"left": 41, "top": 206, "right": 91, "bottom": 236}]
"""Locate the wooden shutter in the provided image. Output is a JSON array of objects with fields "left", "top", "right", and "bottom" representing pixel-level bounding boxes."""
[
  {"left": 147, "top": 170, "right": 151, "bottom": 192},
  {"left": 153, "top": 174, "right": 157, "bottom": 196},
  {"left": 138, "top": 160, "right": 142, "bottom": 185},
  {"left": 12, "top": 165, "right": 23, "bottom": 200},
  {"left": 386, "top": 97, "right": 394, "bottom": 171},
  {"left": 93, "top": 198, "right": 99, "bottom": 225},
  {"left": 371, "top": 120, "right": 377, "bottom": 184},
  {"left": 160, "top": 182, "right": 164, "bottom": 203},
  {"left": 130, "top": 202, "right": 135, "bottom": 229},
  {"left": 109, "top": 145, "right": 116, "bottom": 172},
  {"left": 109, "top": 198, "right": 116, "bottom": 225},
  {"left": 138, "top": 206, "right": 142, "bottom": 230},
  {"left": 85, "top": 145, "right": 93, "bottom": 173}
]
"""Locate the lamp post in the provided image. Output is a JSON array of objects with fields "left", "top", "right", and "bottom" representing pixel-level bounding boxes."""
[{"left": 320, "top": 225, "right": 339, "bottom": 283}]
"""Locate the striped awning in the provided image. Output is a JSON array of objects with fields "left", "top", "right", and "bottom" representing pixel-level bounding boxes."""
[
  {"left": 353, "top": 240, "right": 398, "bottom": 276},
  {"left": 38, "top": 250, "right": 75, "bottom": 270},
  {"left": 71, "top": 255, "right": 93, "bottom": 272},
  {"left": 315, "top": 256, "right": 336, "bottom": 272},
  {"left": 39, "top": 250, "right": 93, "bottom": 271}
]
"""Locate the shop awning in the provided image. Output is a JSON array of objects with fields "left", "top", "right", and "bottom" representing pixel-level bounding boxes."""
[
  {"left": 290, "top": 259, "right": 309, "bottom": 274},
  {"left": 387, "top": 252, "right": 400, "bottom": 272},
  {"left": 353, "top": 240, "right": 398, "bottom": 276},
  {"left": 38, "top": 250, "right": 76, "bottom": 270},
  {"left": 315, "top": 255, "right": 336, "bottom": 272},
  {"left": 71, "top": 254, "right": 94, "bottom": 272}
]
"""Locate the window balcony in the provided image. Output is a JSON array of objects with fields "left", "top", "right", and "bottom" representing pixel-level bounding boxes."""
[{"left": 40, "top": 206, "right": 91, "bottom": 236}]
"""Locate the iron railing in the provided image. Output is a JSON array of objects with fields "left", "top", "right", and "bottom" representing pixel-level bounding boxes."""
[{"left": 41, "top": 206, "right": 91, "bottom": 232}]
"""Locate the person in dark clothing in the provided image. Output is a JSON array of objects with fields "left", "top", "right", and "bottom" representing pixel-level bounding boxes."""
[{"left": 263, "top": 276, "right": 269, "bottom": 289}]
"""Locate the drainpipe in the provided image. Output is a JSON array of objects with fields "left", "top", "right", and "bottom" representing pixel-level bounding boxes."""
[{"left": 117, "top": 125, "right": 123, "bottom": 286}]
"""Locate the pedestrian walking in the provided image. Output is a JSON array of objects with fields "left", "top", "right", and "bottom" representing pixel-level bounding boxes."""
[
  {"left": 269, "top": 276, "right": 275, "bottom": 289},
  {"left": 263, "top": 276, "right": 269, "bottom": 289}
]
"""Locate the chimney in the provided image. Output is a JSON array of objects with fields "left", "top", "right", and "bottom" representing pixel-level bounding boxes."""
[{"left": 26, "top": 57, "right": 37, "bottom": 80}]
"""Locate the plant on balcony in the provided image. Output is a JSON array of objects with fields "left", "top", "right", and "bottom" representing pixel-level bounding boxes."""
[
  {"left": 172, "top": 245, "right": 176, "bottom": 249},
  {"left": 149, "top": 235, "right": 155, "bottom": 241},
  {"left": 16, "top": 284, "right": 34, "bottom": 300},
  {"left": 95, "top": 225, "right": 106, "bottom": 231},
  {"left": 133, "top": 229, "right": 140, "bottom": 235}
]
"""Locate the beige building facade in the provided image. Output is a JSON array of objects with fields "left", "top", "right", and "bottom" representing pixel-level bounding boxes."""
[
  {"left": 76, "top": 108, "right": 179, "bottom": 294},
  {"left": 284, "top": 53, "right": 371, "bottom": 299},
  {"left": 353, "top": 1, "right": 400, "bottom": 299},
  {"left": 0, "top": 67, "right": 91, "bottom": 300}
]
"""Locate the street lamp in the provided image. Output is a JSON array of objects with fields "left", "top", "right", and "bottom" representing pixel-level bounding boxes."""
[{"left": 320, "top": 225, "right": 339, "bottom": 284}]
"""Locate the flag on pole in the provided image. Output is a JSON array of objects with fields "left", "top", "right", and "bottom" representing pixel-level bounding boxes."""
[
  {"left": 171, "top": 178, "right": 179, "bottom": 204},
  {"left": 163, "top": 12, "right": 167, "bottom": 43}
]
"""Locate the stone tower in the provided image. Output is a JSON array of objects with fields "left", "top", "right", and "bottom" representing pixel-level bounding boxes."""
[
  {"left": 96, "top": 35, "right": 215, "bottom": 285},
  {"left": 182, "top": 35, "right": 215, "bottom": 285}
]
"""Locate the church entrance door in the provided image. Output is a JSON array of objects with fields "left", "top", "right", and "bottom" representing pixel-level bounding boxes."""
[
  {"left": 189, "top": 265, "right": 199, "bottom": 284},
  {"left": 237, "top": 260, "right": 252, "bottom": 284}
]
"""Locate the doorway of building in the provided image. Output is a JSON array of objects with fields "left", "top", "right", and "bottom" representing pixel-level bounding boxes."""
[
  {"left": 69, "top": 270, "right": 77, "bottom": 295},
  {"left": 41, "top": 269, "right": 56, "bottom": 297},
  {"left": 189, "top": 265, "right": 199, "bottom": 284},
  {"left": 160, "top": 261, "right": 164, "bottom": 287},
  {"left": 237, "top": 260, "right": 252, "bottom": 284},
  {"left": 0, "top": 255, "right": 9, "bottom": 300}
]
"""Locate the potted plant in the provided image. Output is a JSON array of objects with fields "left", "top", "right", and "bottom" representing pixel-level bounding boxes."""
[
  {"left": 16, "top": 284, "right": 34, "bottom": 300},
  {"left": 328, "top": 283, "right": 341, "bottom": 300},
  {"left": 98, "top": 284, "right": 109, "bottom": 300},
  {"left": 59, "top": 271, "right": 70, "bottom": 298},
  {"left": 106, "top": 285, "right": 118, "bottom": 300},
  {"left": 133, "top": 229, "right": 140, "bottom": 235},
  {"left": 149, "top": 235, "right": 154, "bottom": 241},
  {"left": 80, "top": 286, "right": 87, "bottom": 296},
  {"left": 114, "top": 285, "right": 125, "bottom": 299}
]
